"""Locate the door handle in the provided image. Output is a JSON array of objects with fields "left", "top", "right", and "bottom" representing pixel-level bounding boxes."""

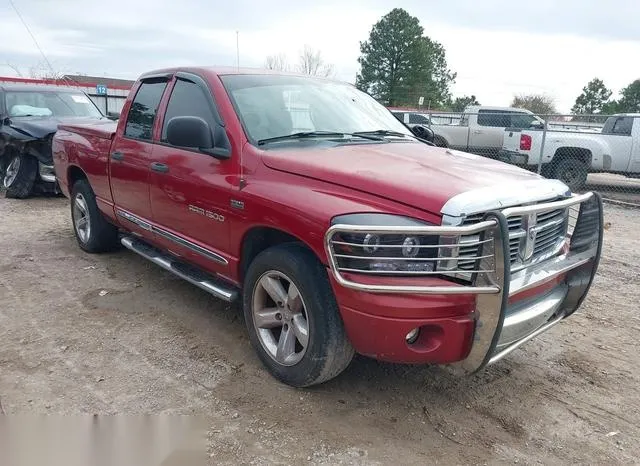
[
  {"left": 111, "top": 151, "right": 124, "bottom": 161},
  {"left": 150, "top": 162, "right": 169, "bottom": 173},
  {"left": 473, "top": 130, "right": 483, "bottom": 135}
]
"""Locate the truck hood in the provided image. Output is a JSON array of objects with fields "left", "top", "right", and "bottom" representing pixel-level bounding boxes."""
[
  {"left": 261, "top": 142, "right": 555, "bottom": 216},
  {"left": 6, "top": 116, "right": 108, "bottom": 139}
]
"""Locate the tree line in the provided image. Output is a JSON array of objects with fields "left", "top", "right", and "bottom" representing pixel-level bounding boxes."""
[
  {"left": 264, "top": 7, "right": 639, "bottom": 117},
  {"left": 571, "top": 78, "right": 640, "bottom": 115}
]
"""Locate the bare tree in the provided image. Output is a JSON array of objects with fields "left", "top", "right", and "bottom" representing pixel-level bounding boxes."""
[
  {"left": 264, "top": 53, "right": 289, "bottom": 71},
  {"left": 28, "top": 60, "right": 65, "bottom": 80},
  {"left": 296, "top": 45, "right": 334, "bottom": 77},
  {"left": 511, "top": 94, "right": 557, "bottom": 115}
]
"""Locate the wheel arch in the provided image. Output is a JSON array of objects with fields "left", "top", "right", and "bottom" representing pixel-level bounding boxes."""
[
  {"left": 67, "top": 164, "right": 89, "bottom": 191},
  {"left": 239, "top": 226, "right": 321, "bottom": 283},
  {"left": 551, "top": 147, "right": 592, "bottom": 166}
]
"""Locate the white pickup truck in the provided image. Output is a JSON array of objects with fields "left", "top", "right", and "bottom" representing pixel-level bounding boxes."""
[
  {"left": 500, "top": 114, "right": 640, "bottom": 190},
  {"left": 427, "top": 106, "right": 544, "bottom": 157}
]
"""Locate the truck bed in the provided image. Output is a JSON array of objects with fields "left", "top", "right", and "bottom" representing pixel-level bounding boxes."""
[
  {"left": 58, "top": 119, "right": 118, "bottom": 140},
  {"left": 52, "top": 119, "right": 119, "bottom": 201}
]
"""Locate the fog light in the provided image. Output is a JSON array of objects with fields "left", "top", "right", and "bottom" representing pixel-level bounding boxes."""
[{"left": 405, "top": 327, "right": 420, "bottom": 344}]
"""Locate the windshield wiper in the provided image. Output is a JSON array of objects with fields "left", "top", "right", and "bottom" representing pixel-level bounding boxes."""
[
  {"left": 257, "top": 131, "right": 382, "bottom": 145},
  {"left": 352, "top": 130, "right": 411, "bottom": 138}
]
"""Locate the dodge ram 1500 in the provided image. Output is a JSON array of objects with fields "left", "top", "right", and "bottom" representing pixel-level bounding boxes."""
[{"left": 52, "top": 67, "right": 603, "bottom": 387}]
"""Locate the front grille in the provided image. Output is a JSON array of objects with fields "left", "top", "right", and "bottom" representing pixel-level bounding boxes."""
[
  {"left": 457, "top": 205, "right": 569, "bottom": 272},
  {"left": 510, "top": 208, "right": 568, "bottom": 271}
]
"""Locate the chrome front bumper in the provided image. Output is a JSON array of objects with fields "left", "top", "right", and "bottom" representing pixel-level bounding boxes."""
[
  {"left": 38, "top": 163, "right": 56, "bottom": 183},
  {"left": 326, "top": 192, "right": 603, "bottom": 375},
  {"left": 499, "top": 284, "right": 568, "bottom": 351}
]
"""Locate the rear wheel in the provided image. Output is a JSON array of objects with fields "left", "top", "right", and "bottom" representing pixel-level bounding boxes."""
[
  {"left": 551, "top": 158, "right": 588, "bottom": 191},
  {"left": 3, "top": 154, "right": 37, "bottom": 198},
  {"left": 243, "top": 243, "right": 354, "bottom": 387},
  {"left": 71, "top": 179, "right": 119, "bottom": 253}
]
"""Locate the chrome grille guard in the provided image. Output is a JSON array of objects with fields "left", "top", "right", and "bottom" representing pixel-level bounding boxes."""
[{"left": 324, "top": 192, "right": 603, "bottom": 374}]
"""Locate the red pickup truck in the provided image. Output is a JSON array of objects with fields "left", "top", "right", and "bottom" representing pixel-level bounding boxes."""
[{"left": 52, "top": 67, "right": 603, "bottom": 387}]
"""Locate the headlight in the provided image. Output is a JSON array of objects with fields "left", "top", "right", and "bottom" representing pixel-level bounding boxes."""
[{"left": 329, "top": 214, "right": 439, "bottom": 274}]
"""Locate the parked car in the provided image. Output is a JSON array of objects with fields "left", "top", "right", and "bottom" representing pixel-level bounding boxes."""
[
  {"left": 52, "top": 67, "right": 603, "bottom": 387},
  {"left": 0, "top": 83, "right": 107, "bottom": 198},
  {"left": 500, "top": 114, "right": 640, "bottom": 190},
  {"left": 429, "top": 106, "right": 544, "bottom": 157}
]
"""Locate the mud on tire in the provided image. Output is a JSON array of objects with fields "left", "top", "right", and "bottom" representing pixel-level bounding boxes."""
[{"left": 243, "top": 243, "right": 354, "bottom": 387}]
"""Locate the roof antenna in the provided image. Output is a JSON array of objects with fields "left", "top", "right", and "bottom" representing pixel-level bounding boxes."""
[{"left": 236, "top": 31, "right": 240, "bottom": 70}]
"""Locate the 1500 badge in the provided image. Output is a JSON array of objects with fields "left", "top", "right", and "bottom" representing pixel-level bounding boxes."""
[{"left": 188, "top": 205, "right": 225, "bottom": 222}]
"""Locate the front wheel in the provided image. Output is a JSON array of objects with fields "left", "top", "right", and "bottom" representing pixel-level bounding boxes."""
[
  {"left": 3, "top": 154, "right": 37, "bottom": 198},
  {"left": 243, "top": 243, "right": 354, "bottom": 387}
]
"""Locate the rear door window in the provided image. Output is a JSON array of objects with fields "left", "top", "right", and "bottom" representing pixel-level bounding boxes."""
[
  {"left": 477, "top": 110, "right": 510, "bottom": 127},
  {"left": 510, "top": 113, "right": 538, "bottom": 128},
  {"left": 124, "top": 80, "right": 168, "bottom": 140}
]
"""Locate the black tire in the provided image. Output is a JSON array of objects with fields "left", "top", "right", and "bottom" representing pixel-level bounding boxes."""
[
  {"left": 551, "top": 158, "right": 588, "bottom": 191},
  {"left": 243, "top": 243, "right": 354, "bottom": 387},
  {"left": 3, "top": 154, "right": 37, "bottom": 199},
  {"left": 70, "top": 179, "right": 119, "bottom": 253}
]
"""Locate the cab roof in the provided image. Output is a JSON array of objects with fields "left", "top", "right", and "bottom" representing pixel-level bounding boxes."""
[
  {"left": 138, "top": 66, "right": 337, "bottom": 81},
  {"left": 0, "top": 83, "right": 87, "bottom": 93},
  {"left": 464, "top": 105, "right": 533, "bottom": 114}
]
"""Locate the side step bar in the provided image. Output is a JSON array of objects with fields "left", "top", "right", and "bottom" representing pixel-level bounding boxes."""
[{"left": 120, "top": 236, "right": 239, "bottom": 302}]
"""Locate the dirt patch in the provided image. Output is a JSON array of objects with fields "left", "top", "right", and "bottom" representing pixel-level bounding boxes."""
[{"left": 1, "top": 197, "right": 638, "bottom": 464}]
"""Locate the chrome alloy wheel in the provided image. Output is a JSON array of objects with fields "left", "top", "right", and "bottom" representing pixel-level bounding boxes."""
[
  {"left": 73, "top": 193, "right": 91, "bottom": 244},
  {"left": 252, "top": 271, "right": 310, "bottom": 366},
  {"left": 3, "top": 157, "right": 20, "bottom": 188}
]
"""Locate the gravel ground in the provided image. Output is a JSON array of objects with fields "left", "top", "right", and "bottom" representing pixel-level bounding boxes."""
[{"left": 0, "top": 196, "right": 638, "bottom": 465}]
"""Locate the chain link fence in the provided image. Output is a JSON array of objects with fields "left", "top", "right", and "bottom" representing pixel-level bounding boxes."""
[{"left": 389, "top": 108, "right": 640, "bottom": 206}]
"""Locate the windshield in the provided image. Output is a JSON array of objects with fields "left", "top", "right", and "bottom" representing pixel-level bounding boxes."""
[
  {"left": 220, "top": 74, "right": 412, "bottom": 144},
  {"left": 5, "top": 91, "right": 103, "bottom": 118}
]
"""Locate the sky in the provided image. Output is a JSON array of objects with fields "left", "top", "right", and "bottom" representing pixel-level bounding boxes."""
[{"left": 1, "top": 0, "right": 639, "bottom": 112}]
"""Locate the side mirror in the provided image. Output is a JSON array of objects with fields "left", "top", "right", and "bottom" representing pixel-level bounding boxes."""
[
  {"left": 166, "top": 116, "right": 214, "bottom": 150},
  {"left": 410, "top": 124, "right": 435, "bottom": 143},
  {"left": 529, "top": 120, "right": 544, "bottom": 129}
]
